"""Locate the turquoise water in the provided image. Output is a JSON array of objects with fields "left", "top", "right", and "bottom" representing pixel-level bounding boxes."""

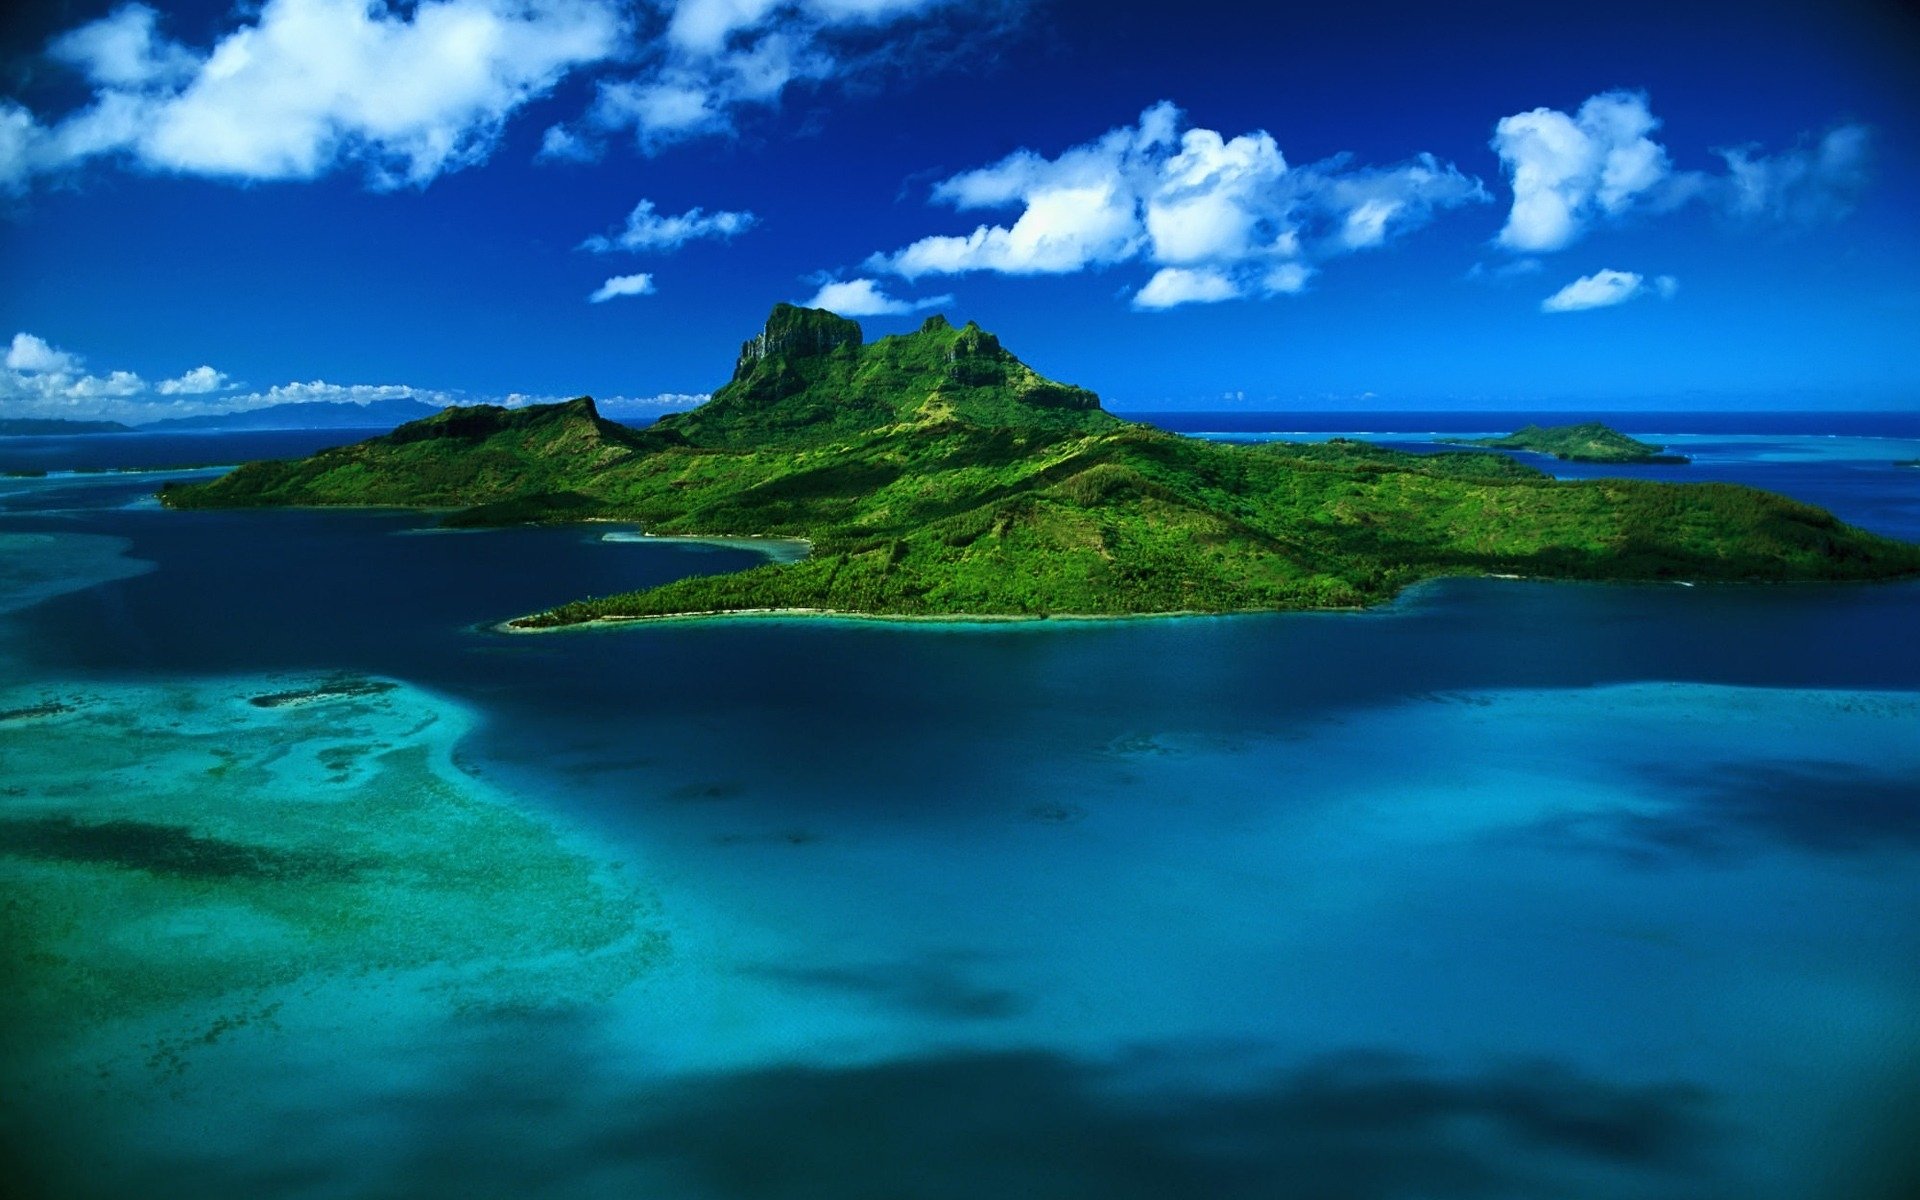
[{"left": 3, "top": 427, "right": 1918, "bottom": 1198}]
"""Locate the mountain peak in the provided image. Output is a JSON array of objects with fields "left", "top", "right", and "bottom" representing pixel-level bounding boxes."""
[
  {"left": 649, "top": 304, "right": 1115, "bottom": 448},
  {"left": 735, "top": 304, "right": 863, "bottom": 377}
]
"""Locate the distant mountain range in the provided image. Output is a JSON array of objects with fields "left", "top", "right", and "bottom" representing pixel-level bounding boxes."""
[
  {"left": 140, "top": 397, "right": 444, "bottom": 432},
  {"left": 0, "top": 398, "right": 443, "bottom": 437},
  {"left": 0, "top": 418, "right": 135, "bottom": 435}
]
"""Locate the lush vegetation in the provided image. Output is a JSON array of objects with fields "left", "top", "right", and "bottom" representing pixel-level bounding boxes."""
[
  {"left": 161, "top": 305, "right": 1920, "bottom": 626},
  {"left": 1447, "top": 422, "right": 1690, "bottom": 464}
]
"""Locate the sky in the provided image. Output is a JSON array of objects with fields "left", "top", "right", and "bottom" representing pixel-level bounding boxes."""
[{"left": 1, "top": 0, "right": 1917, "bottom": 421}]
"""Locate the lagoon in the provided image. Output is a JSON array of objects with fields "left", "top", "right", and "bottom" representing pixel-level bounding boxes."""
[{"left": 3, "top": 421, "right": 1917, "bottom": 1199}]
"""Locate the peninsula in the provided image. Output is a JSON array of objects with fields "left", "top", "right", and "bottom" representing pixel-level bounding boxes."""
[
  {"left": 160, "top": 305, "right": 1920, "bottom": 626},
  {"left": 1444, "top": 422, "right": 1690, "bottom": 464}
]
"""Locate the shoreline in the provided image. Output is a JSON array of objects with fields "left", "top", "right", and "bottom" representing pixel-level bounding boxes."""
[
  {"left": 487, "top": 571, "right": 1920, "bottom": 635},
  {"left": 493, "top": 597, "right": 1410, "bottom": 635},
  {"left": 598, "top": 530, "right": 814, "bottom": 564}
]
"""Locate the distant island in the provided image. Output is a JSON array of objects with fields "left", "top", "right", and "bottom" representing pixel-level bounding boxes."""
[
  {"left": 1443, "top": 422, "right": 1690, "bottom": 464},
  {"left": 0, "top": 418, "right": 133, "bottom": 436},
  {"left": 161, "top": 304, "right": 1920, "bottom": 627},
  {"left": 140, "top": 397, "right": 443, "bottom": 433}
]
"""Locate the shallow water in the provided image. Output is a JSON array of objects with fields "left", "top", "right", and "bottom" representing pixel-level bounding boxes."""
[{"left": 2, "top": 426, "right": 1917, "bottom": 1199}]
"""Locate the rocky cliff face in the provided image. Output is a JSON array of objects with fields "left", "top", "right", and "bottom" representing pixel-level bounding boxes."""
[{"left": 734, "top": 303, "right": 863, "bottom": 376}]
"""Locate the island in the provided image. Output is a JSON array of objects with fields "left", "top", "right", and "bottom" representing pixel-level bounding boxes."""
[
  {"left": 1442, "top": 422, "right": 1690, "bottom": 464},
  {"left": 160, "top": 304, "right": 1920, "bottom": 627}
]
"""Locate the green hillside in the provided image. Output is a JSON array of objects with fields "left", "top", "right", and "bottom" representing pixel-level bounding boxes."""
[{"left": 161, "top": 306, "right": 1920, "bottom": 627}]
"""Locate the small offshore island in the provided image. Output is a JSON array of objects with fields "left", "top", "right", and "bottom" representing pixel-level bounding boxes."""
[
  {"left": 1443, "top": 422, "right": 1692, "bottom": 464},
  {"left": 161, "top": 305, "right": 1920, "bottom": 627}
]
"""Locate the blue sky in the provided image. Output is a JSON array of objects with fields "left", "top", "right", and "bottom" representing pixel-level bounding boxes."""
[{"left": 2, "top": 0, "right": 1916, "bottom": 420}]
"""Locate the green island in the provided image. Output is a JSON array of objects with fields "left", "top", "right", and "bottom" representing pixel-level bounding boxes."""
[
  {"left": 1442, "top": 422, "right": 1691, "bottom": 464},
  {"left": 160, "top": 304, "right": 1920, "bottom": 627}
]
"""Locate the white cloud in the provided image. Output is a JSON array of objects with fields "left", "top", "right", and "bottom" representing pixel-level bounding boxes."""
[
  {"left": 1493, "top": 92, "right": 1872, "bottom": 252},
  {"left": 6, "top": 332, "right": 82, "bottom": 373},
  {"left": 0, "top": 104, "right": 37, "bottom": 195},
  {"left": 1653, "top": 274, "right": 1679, "bottom": 299},
  {"left": 1492, "top": 90, "right": 1673, "bottom": 252},
  {"left": 2, "top": 331, "right": 236, "bottom": 419},
  {"left": 9, "top": 0, "right": 1012, "bottom": 188},
  {"left": 1261, "top": 262, "right": 1314, "bottom": 295},
  {"left": 155, "top": 365, "right": 230, "bottom": 394},
  {"left": 0, "top": 332, "right": 708, "bottom": 424},
  {"left": 1, "top": 332, "right": 446, "bottom": 421},
  {"left": 581, "top": 199, "right": 757, "bottom": 253},
  {"left": 557, "top": 0, "right": 992, "bottom": 154},
  {"left": 588, "top": 273, "right": 657, "bottom": 302},
  {"left": 1540, "top": 268, "right": 1660, "bottom": 313},
  {"left": 1466, "top": 257, "right": 1544, "bottom": 282},
  {"left": 803, "top": 277, "right": 950, "bottom": 315},
  {"left": 8, "top": 0, "right": 626, "bottom": 189},
  {"left": 595, "top": 391, "right": 710, "bottom": 418},
  {"left": 863, "top": 102, "right": 1484, "bottom": 309},
  {"left": 535, "top": 123, "right": 597, "bottom": 162},
  {"left": 47, "top": 4, "right": 196, "bottom": 90},
  {"left": 1133, "top": 267, "right": 1240, "bottom": 310},
  {"left": 1719, "top": 125, "right": 1870, "bottom": 223}
]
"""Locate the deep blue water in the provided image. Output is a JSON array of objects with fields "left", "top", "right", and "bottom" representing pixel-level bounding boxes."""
[
  {"left": 0, "top": 427, "right": 387, "bottom": 475},
  {"left": 1122, "top": 409, "right": 1920, "bottom": 437},
  {"left": 3, "top": 419, "right": 1918, "bottom": 1199}
]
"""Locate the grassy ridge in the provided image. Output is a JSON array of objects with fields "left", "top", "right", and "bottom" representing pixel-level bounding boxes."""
[{"left": 160, "top": 306, "right": 1920, "bottom": 626}]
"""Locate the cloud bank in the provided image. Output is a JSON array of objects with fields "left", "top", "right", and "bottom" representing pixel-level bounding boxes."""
[
  {"left": 1, "top": 329, "right": 453, "bottom": 422},
  {"left": 2, "top": 0, "right": 1012, "bottom": 192},
  {"left": 862, "top": 102, "right": 1486, "bottom": 310},
  {"left": 1, "top": 329, "right": 708, "bottom": 423}
]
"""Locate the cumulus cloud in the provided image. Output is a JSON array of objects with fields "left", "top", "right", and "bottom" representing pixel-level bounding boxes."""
[
  {"left": 581, "top": 199, "right": 757, "bottom": 253},
  {"left": 802, "top": 277, "right": 950, "bottom": 315},
  {"left": 863, "top": 102, "right": 1485, "bottom": 310},
  {"left": 588, "top": 273, "right": 657, "bottom": 302},
  {"left": 1492, "top": 90, "right": 1675, "bottom": 253},
  {"left": 3, "top": 0, "right": 626, "bottom": 191},
  {"left": 1, "top": 331, "right": 216, "bottom": 418},
  {"left": 155, "top": 364, "right": 230, "bottom": 394},
  {"left": 1540, "top": 268, "right": 1677, "bottom": 313},
  {"left": 1132, "top": 267, "right": 1240, "bottom": 310},
  {"left": 6, "top": 332, "right": 81, "bottom": 373},
  {"left": 1493, "top": 91, "right": 1874, "bottom": 252}
]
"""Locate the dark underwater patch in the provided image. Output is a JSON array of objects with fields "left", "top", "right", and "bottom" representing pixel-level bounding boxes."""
[
  {"left": 0, "top": 816, "right": 360, "bottom": 882},
  {"left": 1521, "top": 758, "right": 1920, "bottom": 864}
]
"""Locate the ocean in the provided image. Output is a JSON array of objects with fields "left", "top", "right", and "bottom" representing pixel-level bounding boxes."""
[{"left": 2, "top": 415, "right": 1917, "bottom": 1199}]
